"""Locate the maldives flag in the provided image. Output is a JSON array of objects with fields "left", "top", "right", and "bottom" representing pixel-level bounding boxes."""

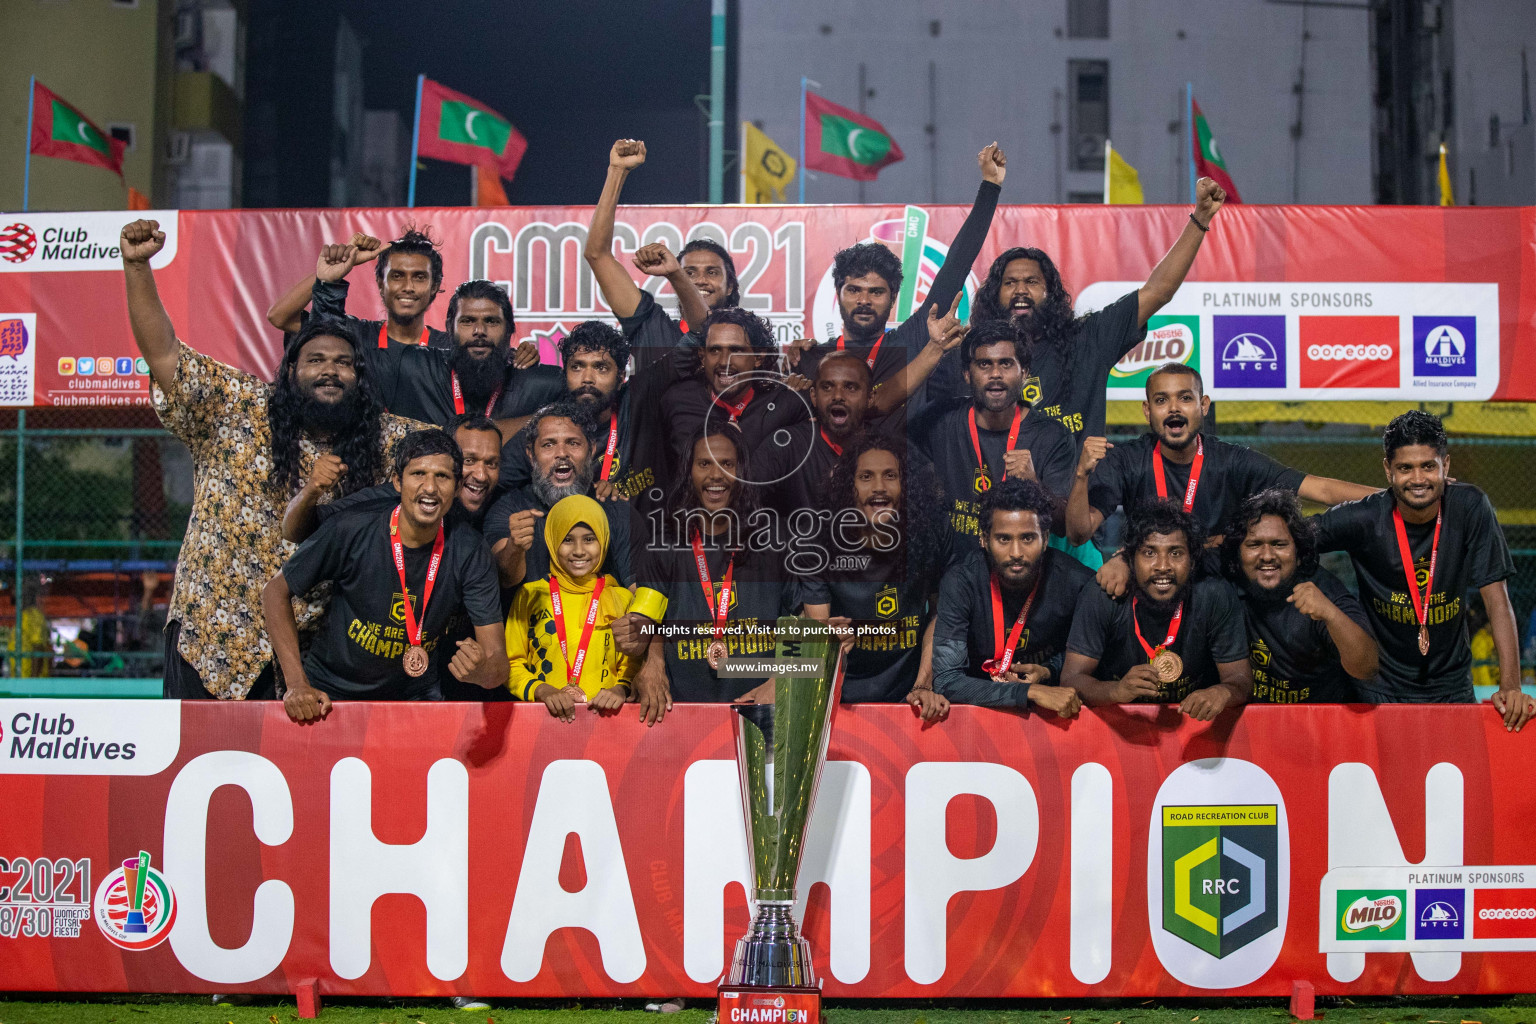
[
  {"left": 1191, "top": 98, "right": 1241, "bottom": 203},
  {"left": 414, "top": 77, "right": 528, "bottom": 183},
  {"left": 804, "top": 91, "right": 903, "bottom": 181},
  {"left": 28, "top": 80, "right": 125, "bottom": 176}
]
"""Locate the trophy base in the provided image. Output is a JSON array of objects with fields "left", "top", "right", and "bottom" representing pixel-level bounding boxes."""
[{"left": 717, "top": 984, "right": 821, "bottom": 1024}]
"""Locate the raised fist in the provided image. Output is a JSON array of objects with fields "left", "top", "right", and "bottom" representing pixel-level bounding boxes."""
[
  {"left": 305, "top": 453, "right": 346, "bottom": 494},
  {"left": 1077, "top": 436, "right": 1113, "bottom": 477},
  {"left": 316, "top": 244, "right": 358, "bottom": 283},
  {"left": 347, "top": 233, "right": 388, "bottom": 264},
  {"left": 1194, "top": 178, "right": 1226, "bottom": 227},
  {"left": 978, "top": 142, "right": 1007, "bottom": 186},
  {"left": 507, "top": 508, "right": 544, "bottom": 553},
  {"left": 120, "top": 220, "right": 165, "bottom": 263},
  {"left": 610, "top": 139, "right": 647, "bottom": 171},
  {"left": 633, "top": 242, "right": 681, "bottom": 278},
  {"left": 1003, "top": 448, "right": 1036, "bottom": 482}
]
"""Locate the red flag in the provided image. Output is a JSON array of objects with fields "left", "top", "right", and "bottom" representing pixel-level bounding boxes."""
[
  {"left": 1191, "top": 98, "right": 1241, "bottom": 203},
  {"left": 28, "top": 80, "right": 125, "bottom": 177},
  {"left": 803, "top": 91, "right": 903, "bottom": 182},
  {"left": 474, "top": 164, "right": 510, "bottom": 207},
  {"left": 415, "top": 78, "right": 527, "bottom": 184}
]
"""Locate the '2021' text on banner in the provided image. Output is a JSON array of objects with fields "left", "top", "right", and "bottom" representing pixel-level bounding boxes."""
[
  {"left": 0, "top": 700, "right": 1534, "bottom": 998},
  {"left": 0, "top": 204, "right": 1532, "bottom": 406}
]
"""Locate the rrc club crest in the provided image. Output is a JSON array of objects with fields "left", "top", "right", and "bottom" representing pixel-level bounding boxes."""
[{"left": 1161, "top": 804, "right": 1280, "bottom": 958}]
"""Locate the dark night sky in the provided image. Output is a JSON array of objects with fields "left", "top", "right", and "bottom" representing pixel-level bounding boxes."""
[{"left": 330, "top": 0, "right": 733, "bottom": 206}]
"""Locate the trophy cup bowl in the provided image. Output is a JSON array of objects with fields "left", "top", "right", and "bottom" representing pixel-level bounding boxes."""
[{"left": 718, "top": 617, "right": 844, "bottom": 1024}]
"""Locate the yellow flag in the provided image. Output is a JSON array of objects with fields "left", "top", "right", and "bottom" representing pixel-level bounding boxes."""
[
  {"left": 1104, "top": 140, "right": 1144, "bottom": 204},
  {"left": 1438, "top": 143, "right": 1454, "bottom": 206},
  {"left": 742, "top": 122, "right": 796, "bottom": 203}
]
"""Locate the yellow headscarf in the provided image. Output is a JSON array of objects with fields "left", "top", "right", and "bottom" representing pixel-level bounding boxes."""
[{"left": 544, "top": 494, "right": 610, "bottom": 594}]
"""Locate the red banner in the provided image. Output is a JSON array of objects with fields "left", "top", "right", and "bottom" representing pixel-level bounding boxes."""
[
  {"left": 0, "top": 204, "right": 1532, "bottom": 407},
  {"left": 1, "top": 700, "right": 1534, "bottom": 998}
]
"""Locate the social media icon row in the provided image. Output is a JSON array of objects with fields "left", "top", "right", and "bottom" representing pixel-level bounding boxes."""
[{"left": 58, "top": 357, "right": 150, "bottom": 377}]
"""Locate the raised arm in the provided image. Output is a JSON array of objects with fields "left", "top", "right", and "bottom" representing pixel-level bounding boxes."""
[
  {"left": 584, "top": 139, "right": 649, "bottom": 319},
  {"left": 1065, "top": 437, "right": 1113, "bottom": 545},
  {"left": 1288, "top": 581, "right": 1378, "bottom": 681},
  {"left": 872, "top": 294, "right": 967, "bottom": 416},
  {"left": 913, "top": 144, "right": 1005, "bottom": 324},
  {"left": 1138, "top": 178, "right": 1226, "bottom": 327},
  {"left": 281, "top": 454, "right": 346, "bottom": 543},
  {"left": 266, "top": 234, "right": 387, "bottom": 333},
  {"left": 633, "top": 243, "right": 709, "bottom": 336},
  {"left": 120, "top": 220, "right": 179, "bottom": 391}
]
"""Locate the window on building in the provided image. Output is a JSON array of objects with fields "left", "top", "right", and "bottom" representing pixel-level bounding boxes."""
[
  {"left": 1067, "top": 0, "right": 1109, "bottom": 38},
  {"left": 1068, "top": 191, "right": 1104, "bottom": 203},
  {"left": 108, "top": 124, "right": 136, "bottom": 152},
  {"left": 1068, "top": 59, "right": 1109, "bottom": 171},
  {"left": 112, "top": 0, "right": 140, "bottom": 7}
]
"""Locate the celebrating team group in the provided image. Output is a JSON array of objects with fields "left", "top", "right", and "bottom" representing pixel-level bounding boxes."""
[{"left": 116, "top": 136, "right": 1534, "bottom": 733}]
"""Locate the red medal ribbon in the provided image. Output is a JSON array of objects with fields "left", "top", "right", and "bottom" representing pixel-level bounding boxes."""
[
  {"left": 1152, "top": 436, "right": 1204, "bottom": 513},
  {"left": 388, "top": 505, "right": 445, "bottom": 650},
  {"left": 710, "top": 386, "right": 755, "bottom": 423},
  {"left": 378, "top": 322, "right": 427, "bottom": 350},
  {"left": 692, "top": 531, "right": 735, "bottom": 646},
  {"left": 967, "top": 405, "right": 1023, "bottom": 484},
  {"left": 549, "top": 575, "right": 607, "bottom": 685},
  {"left": 449, "top": 371, "right": 503, "bottom": 416},
  {"left": 981, "top": 572, "right": 1041, "bottom": 677},
  {"left": 1132, "top": 596, "right": 1185, "bottom": 661},
  {"left": 818, "top": 428, "right": 843, "bottom": 457},
  {"left": 599, "top": 411, "right": 620, "bottom": 481},
  {"left": 836, "top": 332, "right": 884, "bottom": 370},
  {"left": 1392, "top": 505, "right": 1442, "bottom": 638}
]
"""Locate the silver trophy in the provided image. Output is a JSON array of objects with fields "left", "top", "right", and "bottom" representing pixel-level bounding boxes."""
[{"left": 724, "top": 616, "right": 845, "bottom": 990}]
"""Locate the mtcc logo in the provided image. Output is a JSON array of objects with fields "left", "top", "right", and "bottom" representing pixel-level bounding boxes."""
[{"left": 1161, "top": 804, "right": 1280, "bottom": 958}]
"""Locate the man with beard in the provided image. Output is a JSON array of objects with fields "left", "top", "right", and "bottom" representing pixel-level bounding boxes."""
[
  {"left": 263, "top": 430, "right": 509, "bottom": 716},
  {"left": 283, "top": 414, "right": 505, "bottom": 542},
  {"left": 321, "top": 273, "right": 561, "bottom": 435},
  {"left": 1221, "top": 489, "right": 1376, "bottom": 703},
  {"left": 933, "top": 479, "right": 1090, "bottom": 715},
  {"left": 585, "top": 138, "right": 722, "bottom": 369},
  {"left": 916, "top": 319, "right": 1076, "bottom": 540},
  {"left": 1067, "top": 363, "right": 1376, "bottom": 552},
  {"left": 121, "top": 219, "right": 422, "bottom": 700},
  {"left": 484, "top": 400, "right": 634, "bottom": 589},
  {"left": 1314, "top": 412, "right": 1531, "bottom": 728},
  {"left": 793, "top": 144, "right": 1006, "bottom": 389},
  {"left": 970, "top": 177, "right": 1227, "bottom": 444},
  {"left": 658, "top": 306, "right": 808, "bottom": 482},
  {"left": 1062, "top": 500, "right": 1252, "bottom": 719}
]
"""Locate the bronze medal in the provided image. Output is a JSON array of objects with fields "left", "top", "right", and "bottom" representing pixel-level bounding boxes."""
[
  {"left": 708, "top": 640, "right": 729, "bottom": 670},
  {"left": 561, "top": 683, "right": 587, "bottom": 703},
  {"left": 1151, "top": 649, "right": 1184, "bottom": 684},
  {"left": 402, "top": 644, "right": 429, "bottom": 678},
  {"left": 1418, "top": 625, "right": 1430, "bottom": 656}
]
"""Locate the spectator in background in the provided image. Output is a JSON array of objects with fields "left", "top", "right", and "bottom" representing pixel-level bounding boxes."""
[
  {"left": 6, "top": 574, "right": 55, "bottom": 678},
  {"left": 1469, "top": 596, "right": 1499, "bottom": 690}
]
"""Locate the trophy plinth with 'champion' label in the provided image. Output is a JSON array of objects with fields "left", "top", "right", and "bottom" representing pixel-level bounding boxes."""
[{"left": 717, "top": 617, "right": 844, "bottom": 1024}]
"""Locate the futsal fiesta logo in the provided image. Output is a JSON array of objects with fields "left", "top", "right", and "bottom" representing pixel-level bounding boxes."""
[
  {"left": 1161, "top": 804, "right": 1280, "bottom": 958},
  {"left": 93, "top": 850, "right": 177, "bottom": 949}
]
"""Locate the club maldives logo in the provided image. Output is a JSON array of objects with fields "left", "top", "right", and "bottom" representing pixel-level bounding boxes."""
[
  {"left": 93, "top": 850, "right": 176, "bottom": 949},
  {"left": 1415, "top": 888, "right": 1464, "bottom": 939},
  {"left": 1336, "top": 889, "right": 1406, "bottom": 939},
  {"left": 0, "top": 224, "right": 37, "bottom": 264},
  {"left": 1212, "top": 316, "right": 1285, "bottom": 388},
  {"left": 1414, "top": 316, "right": 1477, "bottom": 377},
  {"left": 1161, "top": 804, "right": 1281, "bottom": 958},
  {"left": 809, "top": 206, "right": 977, "bottom": 343},
  {"left": 1110, "top": 315, "right": 1199, "bottom": 389}
]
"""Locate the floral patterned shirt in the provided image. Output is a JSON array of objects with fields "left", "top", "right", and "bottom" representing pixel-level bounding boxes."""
[{"left": 152, "top": 342, "right": 420, "bottom": 698}]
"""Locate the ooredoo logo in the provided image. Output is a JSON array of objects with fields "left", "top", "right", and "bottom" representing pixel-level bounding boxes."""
[
  {"left": 1414, "top": 316, "right": 1477, "bottom": 377},
  {"left": 1299, "top": 316, "right": 1399, "bottom": 388},
  {"left": 0, "top": 223, "right": 37, "bottom": 264},
  {"left": 93, "top": 851, "right": 176, "bottom": 949},
  {"left": 1474, "top": 888, "right": 1536, "bottom": 938}
]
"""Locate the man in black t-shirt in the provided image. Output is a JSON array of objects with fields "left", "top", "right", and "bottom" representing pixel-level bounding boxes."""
[
  {"left": 793, "top": 144, "right": 1005, "bottom": 390},
  {"left": 968, "top": 177, "right": 1227, "bottom": 445},
  {"left": 1221, "top": 489, "right": 1377, "bottom": 703},
  {"left": 658, "top": 307, "right": 808, "bottom": 482},
  {"left": 1063, "top": 500, "right": 1251, "bottom": 719},
  {"left": 753, "top": 351, "right": 872, "bottom": 516},
  {"left": 1315, "top": 411, "right": 1530, "bottom": 728},
  {"left": 263, "top": 430, "right": 508, "bottom": 719},
  {"left": 583, "top": 138, "right": 721, "bottom": 370},
  {"left": 485, "top": 400, "right": 633, "bottom": 589},
  {"left": 917, "top": 320, "right": 1075, "bottom": 539},
  {"left": 934, "top": 479, "right": 1092, "bottom": 715},
  {"left": 1068, "top": 363, "right": 1377, "bottom": 550}
]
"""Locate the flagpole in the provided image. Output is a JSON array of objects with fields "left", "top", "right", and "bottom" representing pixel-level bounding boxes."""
[
  {"left": 1103, "top": 139, "right": 1111, "bottom": 204},
  {"left": 798, "top": 76, "right": 808, "bottom": 204},
  {"left": 407, "top": 74, "right": 424, "bottom": 209},
  {"left": 1185, "top": 81, "right": 1195, "bottom": 204},
  {"left": 22, "top": 76, "right": 36, "bottom": 213},
  {"left": 707, "top": 0, "right": 726, "bottom": 204},
  {"left": 739, "top": 121, "right": 747, "bottom": 204}
]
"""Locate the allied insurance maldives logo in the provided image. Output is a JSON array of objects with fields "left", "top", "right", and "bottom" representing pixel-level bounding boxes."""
[
  {"left": 93, "top": 850, "right": 177, "bottom": 949},
  {"left": 1161, "top": 804, "right": 1281, "bottom": 958}
]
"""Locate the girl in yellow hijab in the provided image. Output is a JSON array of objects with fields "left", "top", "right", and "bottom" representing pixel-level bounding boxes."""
[{"left": 507, "top": 494, "right": 636, "bottom": 721}]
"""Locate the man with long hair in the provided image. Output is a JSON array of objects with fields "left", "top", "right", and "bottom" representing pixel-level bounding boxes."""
[
  {"left": 1221, "top": 489, "right": 1377, "bottom": 703},
  {"left": 1062, "top": 500, "right": 1252, "bottom": 720},
  {"left": 971, "top": 177, "right": 1227, "bottom": 445},
  {"left": 121, "top": 219, "right": 423, "bottom": 701}
]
